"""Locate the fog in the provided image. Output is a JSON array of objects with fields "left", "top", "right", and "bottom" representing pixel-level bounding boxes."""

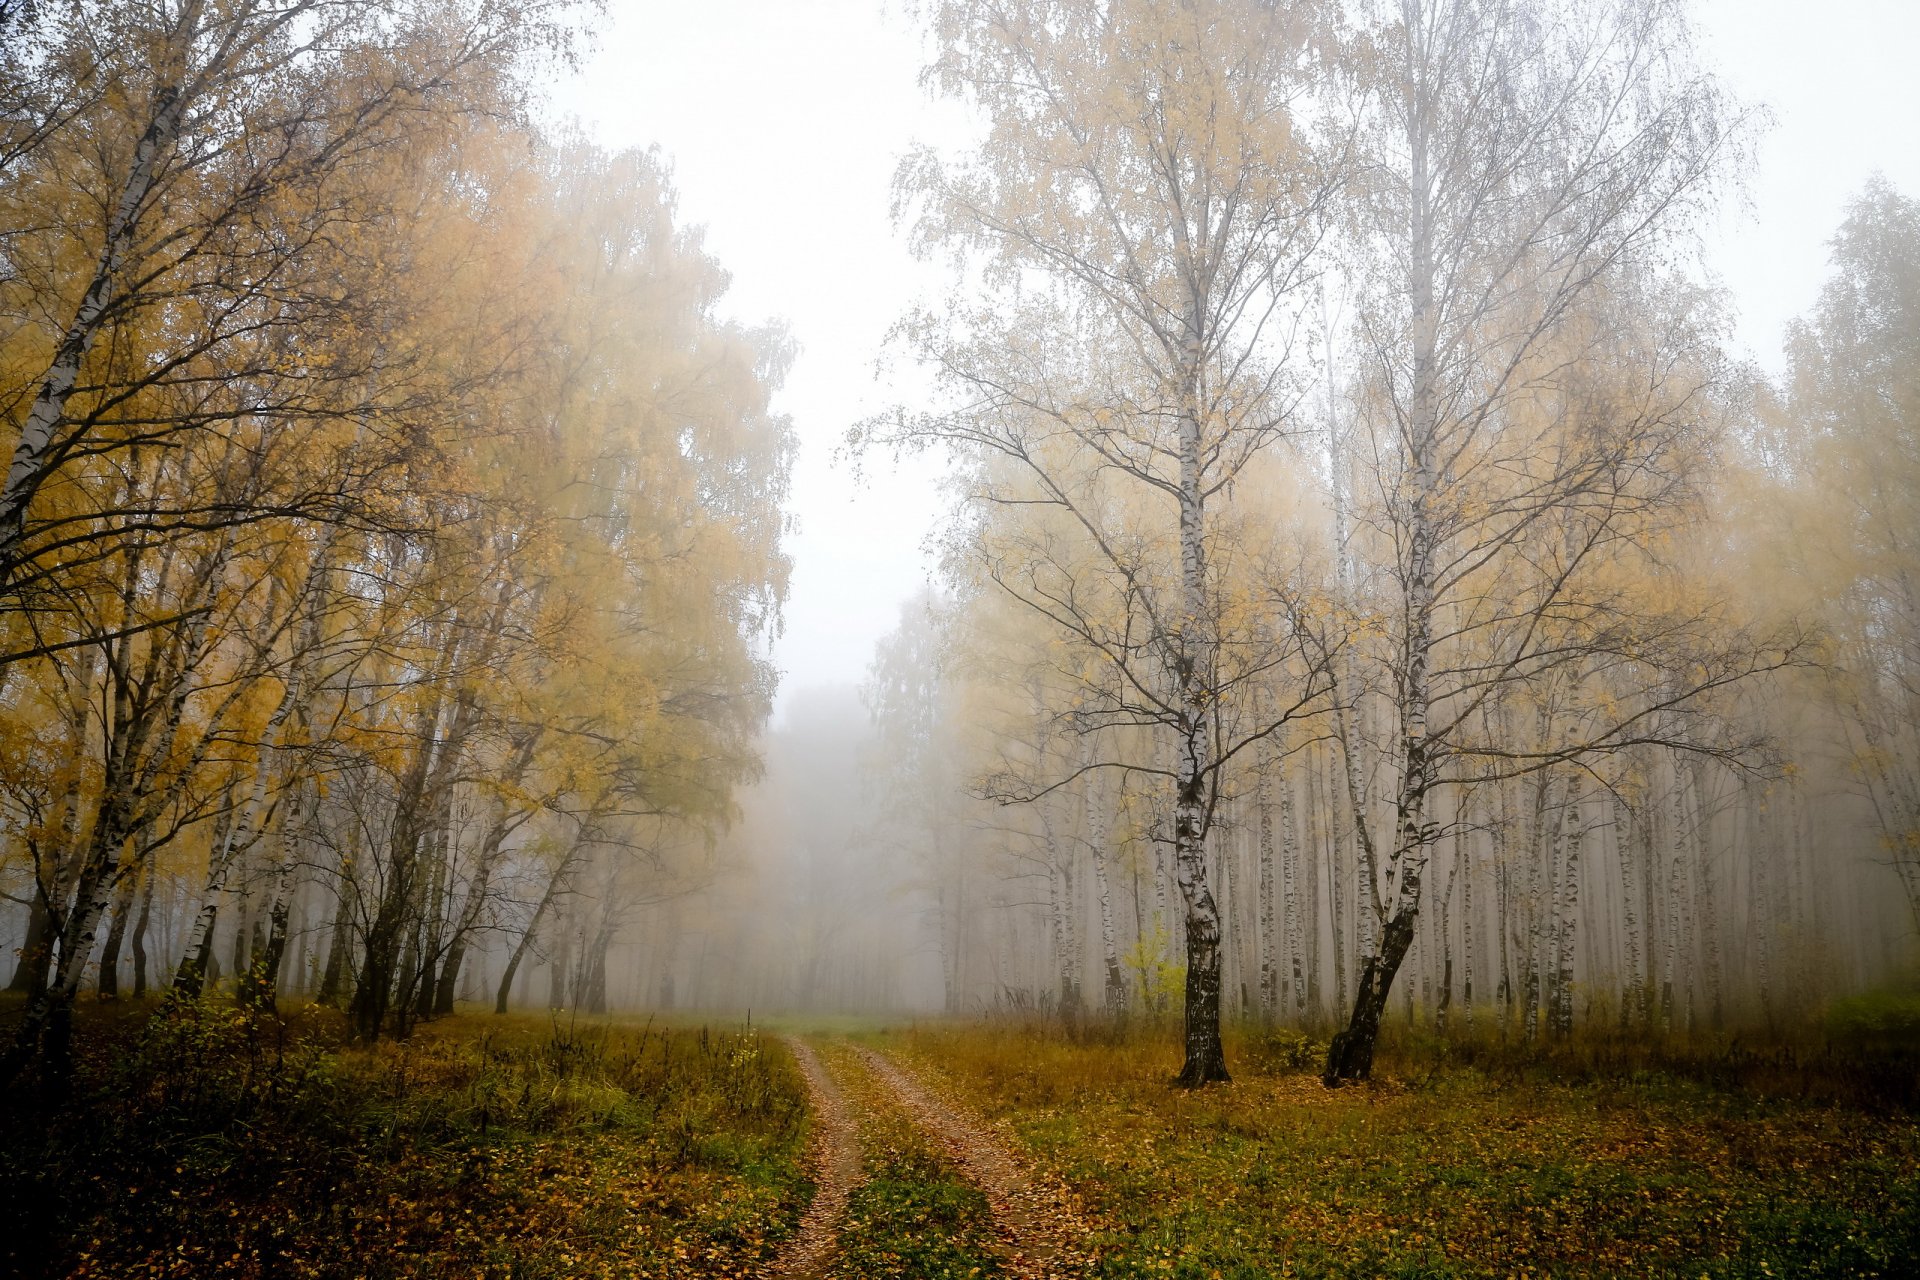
[{"left": 3, "top": 0, "right": 1919, "bottom": 1084}]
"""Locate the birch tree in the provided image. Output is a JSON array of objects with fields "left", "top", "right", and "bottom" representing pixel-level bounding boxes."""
[
  {"left": 1320, "top": 0, "right": 1785, "bottom": 1082},
  {"left": 877, "top": 0, "right": 1340, "bottom": 1087},
  {"left": 0, "top": 0, "right": 572, "bottom": 662}
]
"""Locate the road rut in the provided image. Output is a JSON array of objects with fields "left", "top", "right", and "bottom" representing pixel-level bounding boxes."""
[{"left": 773, "top": 1037, "right": 861, "bottom": 1278}]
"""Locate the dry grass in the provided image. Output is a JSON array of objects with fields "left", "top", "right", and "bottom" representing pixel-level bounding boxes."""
[{"left": 882, "top": 1017, "right": 1920, "bottom": 1279}]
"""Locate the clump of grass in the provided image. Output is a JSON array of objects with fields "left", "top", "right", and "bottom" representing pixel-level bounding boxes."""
[{"left": 0, "top": 999, "right": 811, "bottom": 1279}]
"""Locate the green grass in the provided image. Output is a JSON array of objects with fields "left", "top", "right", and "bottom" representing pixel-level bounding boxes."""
[
  {"left": 0, "top": 998, "right": 811, "bottom": 1279},
  {"left": 882, "top": 1019, "right": 1920, "bottom": 1280},
  {"left": 815, "top": 1039, "right": 1007, "bottom": 1280}
]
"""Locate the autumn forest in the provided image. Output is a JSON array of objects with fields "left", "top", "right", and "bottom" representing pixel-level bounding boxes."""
[{"left": 2, "top": 1, "right": 1916, "bottom": 1278}]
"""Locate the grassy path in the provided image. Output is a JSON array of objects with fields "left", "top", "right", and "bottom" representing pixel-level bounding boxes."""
[
  {"left": 776, "top": 1037, "right": 862, "bottom": 1278},
  {"left": 852, "top": 1044, "right": 1093, "bottom": 1278},
  {"left": 781, "top": 1036, "right": 1093, "bottom": 1279}
]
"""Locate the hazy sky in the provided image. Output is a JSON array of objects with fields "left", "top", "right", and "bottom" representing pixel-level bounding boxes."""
[{"left": 551, "top": 0, "right": 1920, "bottom": 722}]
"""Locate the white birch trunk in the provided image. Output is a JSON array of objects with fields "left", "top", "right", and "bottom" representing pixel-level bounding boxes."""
[
  {"left": 1551, "top": 780, "right": 1584, "bottom": 1036},
  {"left": 1614, "top": 793, "right": 1645, "bottom": 1025}
]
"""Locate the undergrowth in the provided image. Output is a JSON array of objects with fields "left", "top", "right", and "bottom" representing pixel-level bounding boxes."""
[{"left": 0, "top": 999, "right": 809, "bottom": 1279}]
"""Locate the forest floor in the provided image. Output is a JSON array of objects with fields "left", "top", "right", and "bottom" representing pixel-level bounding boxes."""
[
  {"left": 3, "top": 1000, "right": 1918, "bottom": 1278},
  {"left": 873, "top": 1020, "right": 1920, "bottom": 1280},
  {"left": 0, "top": 1000, "right": 813, "bottom": 1279}
]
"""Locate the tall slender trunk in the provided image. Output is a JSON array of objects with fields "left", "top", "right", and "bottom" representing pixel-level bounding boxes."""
[
  {"left": 1043, "top": 805, "right": 1082, "bottom": 1019},
  {"left": 1083, "top": 766, "right": 1126, "bottom": 1016},
  {"left": 9, "top": 529, "right": 223, "bottom": 1080},
  {"left": 583, "top": 908, "right": 615, "bottom": 1015},
  {"left": 548, "top": 916, "right": 572, "bottom": 1009},
  {"left": 242, "top": 779, "right": 311, "bottom": 1011},
  {"left": 2, "top": 801, "right": 135, "bottom": 1085},
  {"left": 1614, "top": 794, "right": 1645, "bottom": 1025},
  {"left": 1460, "top": 794, "right": 1475, "bottom": 1027},
  {"left": 9, "top": 892, "right": 52, "bottom": 996},
  {"left": 0, "top": 65, "right": 192, "bottom": 579},
  {"left": 129, "top": 864, "right": 157, "bottom": 998},
  {"left": 175, "top": 794, "right": 242, "bottom": 998},
  {"left": 1328, "top": 746, "right": 1349, "bottom": 1017},
  {"left": 1688, "top": 762, "right": 1724, "bottom": 1029},
  {"left": 317, "top": 864, "right": 356, "bottom": 1005},
  {"left": 351, "top": 695, "right": 451, "bottom": 1040},
  {"left": 410, "top": 818, "right": 452, "bottom": 1020},
  {"left": 1523, "top": 773, "right": 1555, "bottom": 1042},
  {"left": 1550, "top": 780, "right": 1584, "bottom": 1035},
  {"left": 1149, "top": 841, "right": 1171, "bottom": 1011},
  {"left": 1750, "top": 784, "right": 1774, "bottom": 1027},
  {"left": 1436, "top": 817, "right": 1458, "bottom": 1032},
  {"left": 95, "top": 867, "right": 141, "bottom": 999},
  {"left": 1303, "top": 747, "right": 1323, "bottom": 1017},
  {"left": 496, "top": 854, "right": 571, "bottom": 1015},
  {"left": 1663, "top": 761, "right": 1685, "bottom": 1034},
  {"left": 1279, "top": 759, "right": 1304, "bottom": 1016},
  {"left": 1255, "top": 751, "right": 1278, "bottom": 1018}
]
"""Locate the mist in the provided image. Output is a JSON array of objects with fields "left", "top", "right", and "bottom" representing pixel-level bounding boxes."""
[{"left": 3, "top": 1, "right": 1919, "bottom": 1277}]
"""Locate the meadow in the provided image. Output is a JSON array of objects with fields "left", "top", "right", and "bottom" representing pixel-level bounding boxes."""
[{"left": 3, "top": 999, "right": 1916, "bottom": 1279}]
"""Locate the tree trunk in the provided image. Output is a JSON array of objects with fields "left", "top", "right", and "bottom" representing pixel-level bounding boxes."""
[
  {"left": 1750, "top": 785, "right": 1774, "bottom": 1027},
  {"left": 0, "top": 76, "right": 189, "bottom": 580},
  {"left": 1615, "top": 794, "right": 1645, "bottom": 1026},
  {"left": 1688, "top": 761, "right": 1724, "bottom": 1029},
  {"left": 1281, "top": 756, "right": 1305, "bottom": 1016},
  {"left": 1461, "top": 795, "right": 1476, "bottom": 1027},
  {"left": 8, "top": 892, "right": 52, "bottom": 995},
  {"left": 1329, "top": 755, "right": 1349, "bottom": 1018},
  {"left": 129, "top": 865, "right": 157, "bottom": 998},
  {"left": 349, "top": 695, "right": 450, "bottom": 1040},
  {"left": 1256, "top": 750, "right": 1278, "bottom": 1019},
  {"left": 1084, "top": 769, "right": 1126, "bottom": 1016},
  {"left": 1, "top": 804, "right": 135, "bottom": 1087},
  {"left": 1663, "top": 762, "right": 1685, "bottom": 1033},
  {"left": 242, "top": 810, "right": 306, "bottom": 1011},
  {"left": 1172, "top": 751, "right": 1228, "bottom": 1085},
  {"left": 1323, "top": 909, "right": 1417, "bottom": 1084},
  {"left": 547, "top": 916, "right": 571, "bottom": 1010},
  {"left": 1524, "top": 774, "right": 1553, "bottom": 1042},
  {"left": 1043, "top": 807, "right": 1082, "bottom": 1021},
  {"left": 584, "top": 914, "right": 614, "bottom": 1015},
  {"left": 1550, "top": 781, "right": 1584, "bottom": 1036},
  {"left": 174, "top": 800, "right": 241, "bottom": 999},
  {"left": 317, "top": 868, "right": 356, "bottom": 1005},
  {"left": 1304, "top": 748, "right": 1324, "bottom": 1017},
  {"left": 496, "top": 860, "right": 568, "bottom": 1015},
  {"left": 95, "top": 866, "right": 141, "bottom": 999}
]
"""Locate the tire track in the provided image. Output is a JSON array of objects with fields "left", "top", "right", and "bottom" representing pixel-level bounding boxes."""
[
  {"left": 851, "top": 1044, "right": 1091, "bottom": 1279},
  {"left": 773, "top": 1036, "right": 861, "bottom": 1279}
]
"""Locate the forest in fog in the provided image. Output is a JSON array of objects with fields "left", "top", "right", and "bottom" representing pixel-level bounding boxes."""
[{"left": 2, "top": 0, "right": 1918, "bottom": 1095}]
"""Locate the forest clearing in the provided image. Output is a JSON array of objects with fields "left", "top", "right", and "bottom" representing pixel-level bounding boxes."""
[
  {"left": 5, "top": 0, "right": 1920, "bottom": 1275},
  {"left": 2, "top": 1002, "right": 1916, "bottom": 1278}
]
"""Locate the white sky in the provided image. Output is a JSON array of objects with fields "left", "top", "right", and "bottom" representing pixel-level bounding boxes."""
[{"left": 551, "top": 0, "right": 1920, "bottom": 722}]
